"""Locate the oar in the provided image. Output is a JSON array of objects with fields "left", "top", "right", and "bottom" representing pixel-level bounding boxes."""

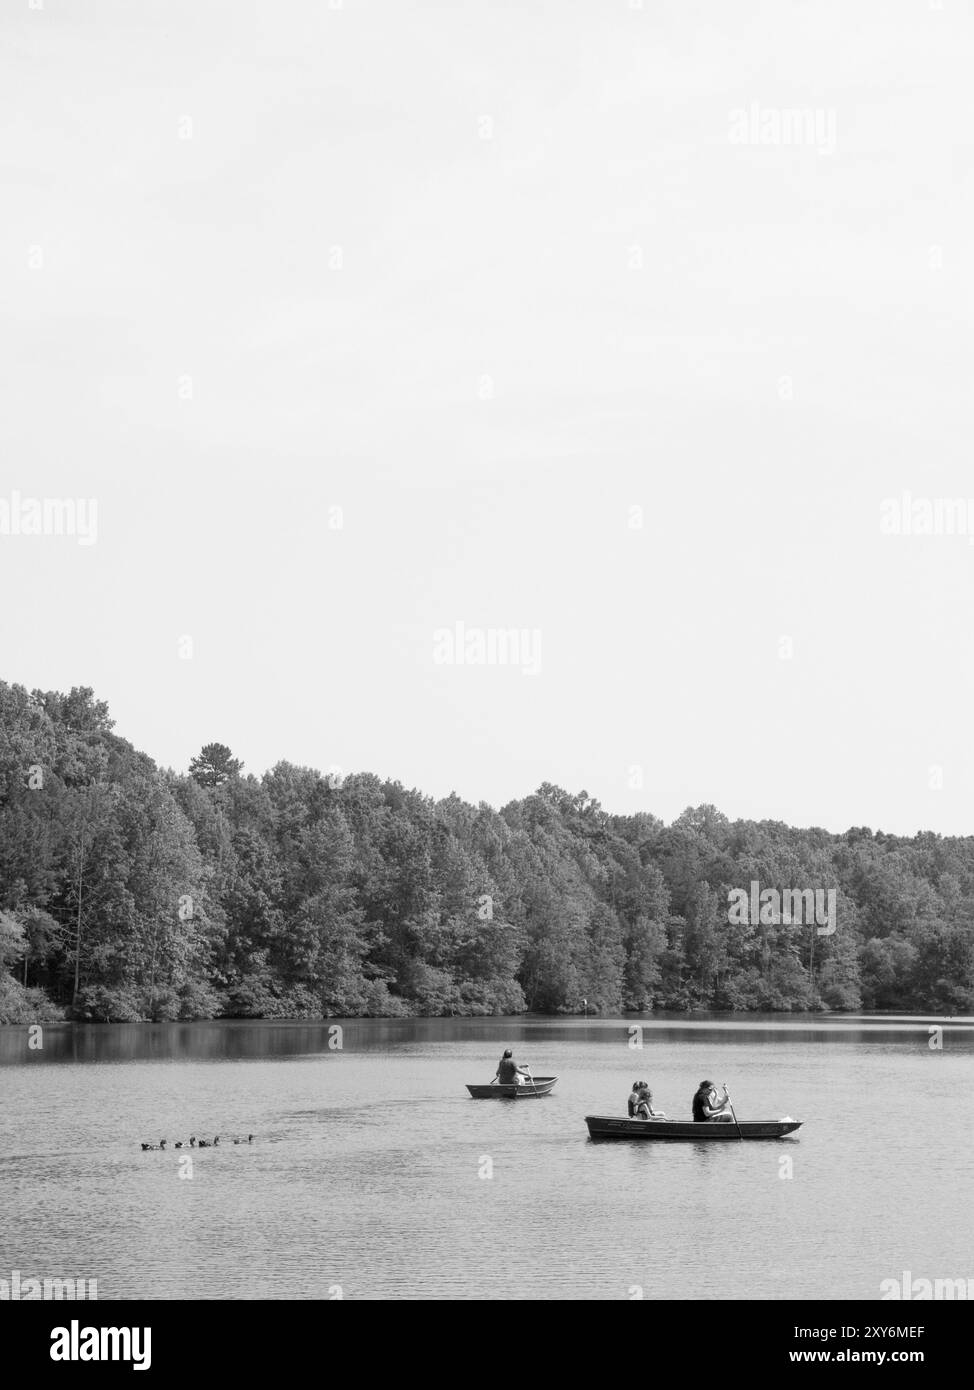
[
  {"left": 723, "top": 1082, "right": 744, "bottom": 1141},
  {"left": 525, "top": 1066, "right": 538, "bottom": 1096}
]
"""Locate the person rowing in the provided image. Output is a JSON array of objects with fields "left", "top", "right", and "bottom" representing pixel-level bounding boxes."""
[
  {"left": 493, "top": 1048, "right": 530, "bottom": 1086},
  {"left": 692, "top": 1079, "right": 734, "bottom": 1122}
]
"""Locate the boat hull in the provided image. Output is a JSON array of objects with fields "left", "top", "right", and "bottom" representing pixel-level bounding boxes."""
[
  {"left": 585, "top": 1116, "right": 802, "bottom": 1141},
  {"left": 467, "top": 1077, "right": 557, "bottom": 1098}
]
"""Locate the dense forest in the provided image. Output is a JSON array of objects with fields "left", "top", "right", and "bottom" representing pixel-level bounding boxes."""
[{"left": 1, "top": 680, "right": 972, "bottom": 1023}]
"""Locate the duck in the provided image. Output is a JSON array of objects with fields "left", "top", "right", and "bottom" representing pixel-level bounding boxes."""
[
  {"left": 174, "top": 1141, "right": 183, "bottom": 1149},
  {"left": 189, "top": 1136, "right": 197, "bottom": 1148},
  {"left": 233, "top": 1134, "right": 255, "bottom": 1144},
  {"left": 140, "top": 1140, "right": 167, "bottom": 1151},
  {"left": 197, "top": 1138, "right": 211, "bottom": 1148}
]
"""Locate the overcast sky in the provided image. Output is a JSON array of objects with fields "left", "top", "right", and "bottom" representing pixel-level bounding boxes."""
[{"left": 2, "top": 0, "right": 973, "bottom": 835}]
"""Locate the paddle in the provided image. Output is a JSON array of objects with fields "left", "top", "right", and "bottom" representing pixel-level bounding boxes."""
[
  {"left": 722, "top": 1082, "right": 744, "bottom": 1141},
  {"left": 524, "top": 1065, "right": 538, "bottom": 1095}
]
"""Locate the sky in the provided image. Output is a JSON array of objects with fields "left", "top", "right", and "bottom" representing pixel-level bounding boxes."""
[{"left": 2, "top": 0, "right": 974, "bottom": 835}]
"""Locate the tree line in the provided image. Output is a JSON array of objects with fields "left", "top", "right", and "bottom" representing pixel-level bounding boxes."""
[{"left": 1, "top": 680, "right": 972, "bottom": 1023}]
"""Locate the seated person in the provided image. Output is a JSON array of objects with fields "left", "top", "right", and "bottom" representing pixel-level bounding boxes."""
[
  {"left": 494, "top": 1049, "right": 528, "bottom": 1085},
  {"left": 627, "top": 1081, "right": 642, "bottom": 1117},
  {"left": 634, "top": 1082, "right": 665, "bottom": 1120},
  {"left": 692, "top": 1079, "right": 734, "bottom": 1122}
]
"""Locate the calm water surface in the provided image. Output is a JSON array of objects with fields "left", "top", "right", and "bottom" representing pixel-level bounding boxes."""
[{"left": 1, "top": 1014, "right": 972, "bottom": 1300}]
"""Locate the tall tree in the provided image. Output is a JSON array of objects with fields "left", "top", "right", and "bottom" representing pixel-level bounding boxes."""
[{"left": 189, "top": 743, "right": 243, "bottom": 788}]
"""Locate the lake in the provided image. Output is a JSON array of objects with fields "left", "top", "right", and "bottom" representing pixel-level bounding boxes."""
[{"left": 1, "top": 1014, "right": 972, "bottom": 1300}]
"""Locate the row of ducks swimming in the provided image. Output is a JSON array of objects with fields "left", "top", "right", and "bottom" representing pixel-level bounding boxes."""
[{"left": 140, "top": 1135, "right": 254, "bottom": 1151}]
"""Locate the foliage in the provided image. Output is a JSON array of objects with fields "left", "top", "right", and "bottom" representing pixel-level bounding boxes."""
[{"left": 1, "top": 681, "right": 972, "bottom": 1021}]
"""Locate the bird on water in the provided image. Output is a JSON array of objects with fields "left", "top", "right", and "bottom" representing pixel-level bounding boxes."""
[{"left": 141, "top": 1133, "right": 253, "bottom": 1149}]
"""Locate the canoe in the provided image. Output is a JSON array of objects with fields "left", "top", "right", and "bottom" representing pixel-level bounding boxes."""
[
  {"left": 466, "top": 1076, "right": 557, "bottom": 1098},
  {"left": 585, "top": 1115, "right": 802, "bottom": 1141}
]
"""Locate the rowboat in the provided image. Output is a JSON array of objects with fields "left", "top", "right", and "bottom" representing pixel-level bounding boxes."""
[
  {"left": 585, "top": 1115, "right": 802, "bottom": 1141},
  {"left": 466, "top": 1076, "right": 557, "bottom": 1098}
]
